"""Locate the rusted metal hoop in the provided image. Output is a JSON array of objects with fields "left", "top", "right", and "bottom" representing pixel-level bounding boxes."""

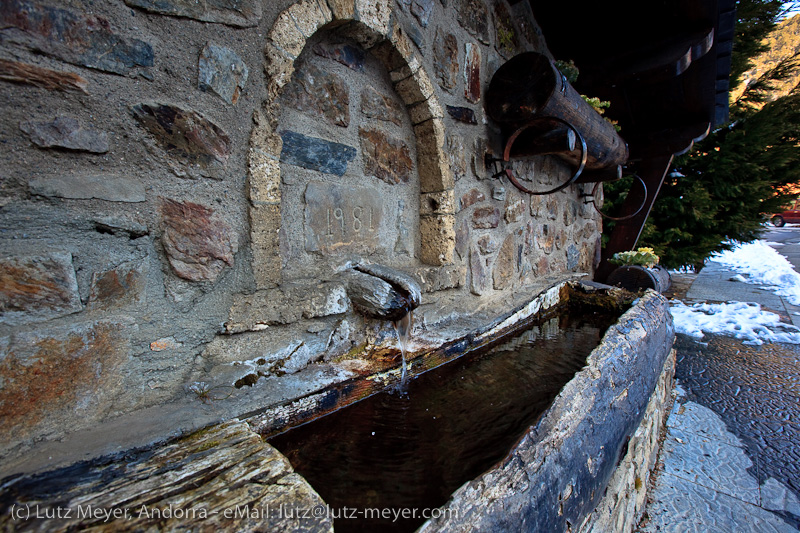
[
  {"left": 501, "top": 116, "right": 588, "bottom": 196},
  {"left": 586, "top": 174, "right": 648, "bottom": 221}
]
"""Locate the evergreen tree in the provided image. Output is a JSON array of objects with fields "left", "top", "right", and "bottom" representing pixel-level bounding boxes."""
[
  {"left": 729, "top": 0, "right": 786, "bottom": 88},
  {"left": 637, "top": 92, "right": 800, "bottom": 269},
  {"left": 604, "top": 0, "right": 800, "bottom": 270}
]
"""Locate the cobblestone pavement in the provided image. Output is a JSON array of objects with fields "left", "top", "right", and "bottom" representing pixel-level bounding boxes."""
[
  {"left": 675, "top": 334, "right": 800, "bottom": 499},
  {"left": 640, "top": 384, "right": 800, "bottom": 532},
  {"left": 640, "top": 227, "right": 800, "bottom": 532}
]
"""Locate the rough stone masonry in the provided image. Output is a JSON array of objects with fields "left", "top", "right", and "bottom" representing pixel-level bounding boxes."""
[{"left": 0, "top": 0, "right": 606, "bottom": 487}]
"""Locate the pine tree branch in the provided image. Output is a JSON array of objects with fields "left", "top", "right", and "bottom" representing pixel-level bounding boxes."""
[{"left": 731, "top": 50, "right": 800, "bottom": 116}]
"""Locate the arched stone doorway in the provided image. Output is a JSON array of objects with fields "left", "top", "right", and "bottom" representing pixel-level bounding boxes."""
[{"left": 247, "top": 0, "right": 455, "bottom": 289}]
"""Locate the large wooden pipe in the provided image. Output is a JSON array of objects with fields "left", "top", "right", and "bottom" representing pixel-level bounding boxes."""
[{"left": 486, "top": 52, "right": 629, "bottom": 173}]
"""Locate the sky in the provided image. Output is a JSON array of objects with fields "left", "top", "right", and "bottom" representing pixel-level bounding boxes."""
[
  {"left": 782, "top": 1, "right": 800, "bottom": 19},
  {"left": 669, "top": 240, "right": 800, "bottom": 345}
]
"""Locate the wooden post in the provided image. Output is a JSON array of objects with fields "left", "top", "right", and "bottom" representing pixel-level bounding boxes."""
[{"left": 595, "top": 155, "right": 673, "bottom": 283}]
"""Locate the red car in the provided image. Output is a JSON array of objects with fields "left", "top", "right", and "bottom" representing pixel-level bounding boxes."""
[{"left": 772, "top": 200, "right": 800, "bottom": 227}]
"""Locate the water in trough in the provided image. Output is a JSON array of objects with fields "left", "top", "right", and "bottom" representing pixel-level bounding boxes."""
[{"left": 269, "top": 310, "right": 617, "bottom": 532}]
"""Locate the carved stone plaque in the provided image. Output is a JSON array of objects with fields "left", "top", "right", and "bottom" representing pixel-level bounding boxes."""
[{"left": 304, "top": 182, "right": 383, "bottom": 254}]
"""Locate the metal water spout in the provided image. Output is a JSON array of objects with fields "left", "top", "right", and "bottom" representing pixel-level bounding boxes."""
[{"left": 343, "top": 263, "right": 421, "bottom": 321}]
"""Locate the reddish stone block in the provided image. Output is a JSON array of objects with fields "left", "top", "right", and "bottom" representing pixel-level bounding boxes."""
[
  {"left": 472, "top": 206, "right": 501, "bottom": 229},
  {"left": 0, "top": 0, "right": 153, "bottom": 75},
  {"left": 455, "top": 217, "right": 469, "bottom": 260},
  {"left": 447, "top": 105, "right": 477, "bottom": 124},
  {"left": 150, "top": 337, "right": 182, "bottom": 351},
  {"left": 313, "top": 42, "right": 365, "bottom": 71},
  {"left": 455, "top": 0, "right": 490, "bottom": 43},
  {"left": 477, "top": 235, "right": 499, "bottom": 255},
  {"left": 0, "top": 252, "right": 82, "bottom": 325},
  {"left": 283, "top": 62, "right": 349, "bottom": 128},
  {"left": 132, "top": 104, "right": 231, "bottom": 167},
  {"left": 0, "top": 321, "right": 129, "bottom": 433},
  {"left": 470, "top": 246, "right": 488, "bottom": 295},
  {"left": 464, "top": 42, "right": 481, "bottom": 103},
  {"left": 537, "top": 223, "right": 555, "bottom": 254},
  {"left": 493, "top": 234, "right": 516, "bottom": 290},
  {"left": 505, "top": 196, "right": 526, "bottom": 223},
  {"left": 88, "top": 262, "right": 145, "bottom": 311},
  {"left": 161, "top": 199, "right": 237, "bottom": 282},
  {"left": 360, "top": 86, "right": 404, "bottom": 126},
  {"left": 0, "top": 59, "right": 88, "bottom": 92},
  {"left": 433, "top": 28, "right": 458, "bottom": 91},
  {"left": 461, "top": 188, "right": 486, "bottom": 210},
  {"left": 359, "top": 128, "right": 414, "bottom": 185}
]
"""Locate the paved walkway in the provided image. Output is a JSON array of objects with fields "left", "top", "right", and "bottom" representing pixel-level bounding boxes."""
[{"left": 640, "top": 231, "right": 800, "bottom": 532}]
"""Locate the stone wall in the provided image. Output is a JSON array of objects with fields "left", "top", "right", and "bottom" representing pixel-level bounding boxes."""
[{"left": 0, "top": 0, "right": 603, "bottom": 472}]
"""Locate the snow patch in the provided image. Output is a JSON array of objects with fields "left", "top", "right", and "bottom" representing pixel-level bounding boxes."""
[
  {"left": 670, "top": 300, "right": 800, "bottom": 345},
  {"left": 711, "top": 240, "right": 800, "bottom": 305}
]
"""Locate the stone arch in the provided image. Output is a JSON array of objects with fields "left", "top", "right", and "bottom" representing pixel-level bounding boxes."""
[{"left": 248, "top": 0, "right": 454, "bottom": 289}]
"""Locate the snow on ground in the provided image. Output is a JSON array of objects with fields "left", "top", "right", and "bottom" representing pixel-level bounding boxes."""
[
  {"left": 670, "top": 240, "right": 800, "bottom": 344},
  {"left": 712, "top": 240, "right": 800, "bottom": 305},
  {"left": 670, "top": 300, "right": 800, "bottom": 345}
]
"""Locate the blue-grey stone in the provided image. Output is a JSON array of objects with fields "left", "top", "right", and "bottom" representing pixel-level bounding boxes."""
[
  {"left": 407, "top": 23, "right": 425, "bottom": 52},
  {"left": 447, "top": 105, "right": 477, "bottom": 124},
  {"left": 20, "top": 116, "right": 109, "bottom": 153},
  {"left": 198, "top": 43, "right": 249, "bottom": 105},
  {"left": 567, "top": 244, "right": 580, "bottom": 270},
  {"left": 280, "top": 131, "right": 356, "bottom": 176},
  {"left": 312, "top": 42, "right": 365, "bottom": 71},
  {"left": 397, "top": 0, "right": 434, "bottom": 27}
]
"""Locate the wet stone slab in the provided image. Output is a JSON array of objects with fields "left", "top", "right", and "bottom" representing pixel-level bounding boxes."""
[
  {"left": 643, "top": 472, "right": 797, "bottom": 533},
  {"left": 660, "top": 424, "right": 760, "bottom": 504}
]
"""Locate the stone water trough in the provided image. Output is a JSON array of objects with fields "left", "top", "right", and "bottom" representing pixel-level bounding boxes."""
[{"left": 0, "top": 281, "right": 674, "bottom": 532}]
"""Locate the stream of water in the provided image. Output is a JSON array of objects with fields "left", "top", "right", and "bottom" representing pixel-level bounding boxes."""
[
  {"left": 393, "top": 311, "right": 413, "bottom": 389},
  {"left": 269, "top": 311, "right": 616, "bottom": 532}
]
